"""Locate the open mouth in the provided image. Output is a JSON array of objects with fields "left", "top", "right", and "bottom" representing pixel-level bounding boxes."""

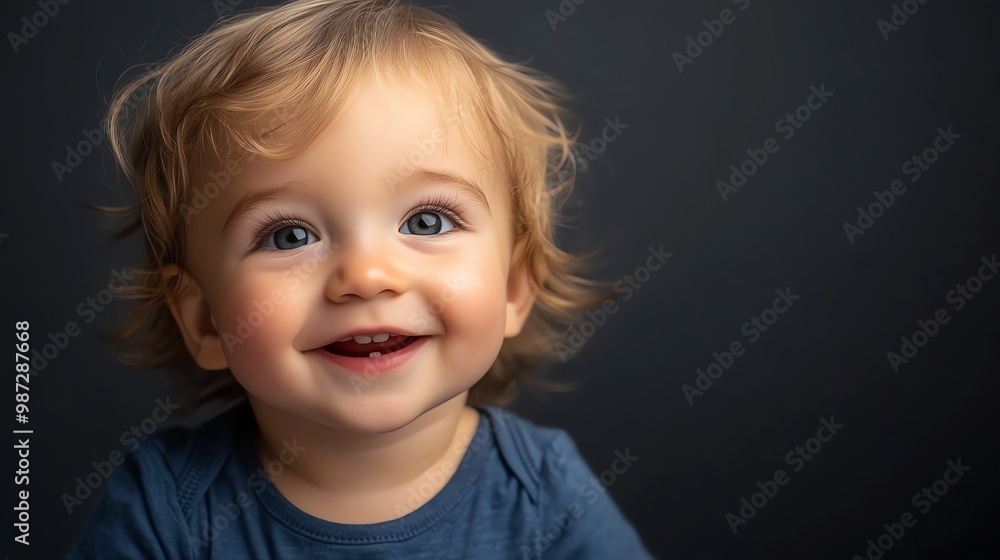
[{"left": 323, "top": 334, "right": 422, "bottom": 358}]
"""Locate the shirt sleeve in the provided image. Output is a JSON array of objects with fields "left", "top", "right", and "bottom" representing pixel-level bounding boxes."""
[
  {"left": 534, "top": 431, "right": 656, "bottom": 560},
  {"left": 65, "top": 440, "right": 195, "bottom": 560}
]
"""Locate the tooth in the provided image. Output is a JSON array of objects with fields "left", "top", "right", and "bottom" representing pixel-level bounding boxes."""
[
  {"left": 372, "top": 333, "right": 390, "bottom": 343},
  {"left": 369, "top": 351, "right": 382, "bottom": 358},
  {"left": 353, "top": 335, "right": 373, "bottom": 344}
]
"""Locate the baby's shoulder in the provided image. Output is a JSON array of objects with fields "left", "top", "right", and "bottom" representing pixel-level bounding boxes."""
[
  {"left": 66, "top": 402, "right": 252, "bottom": 559},
  {"left": 479, "top": 406, "right": 596, "bottom": 503},
  {"left": 478, "top": 408, "right": 654, "bottom": 558},
  {"left": 127, "top": 401, "right": 250, "bottom": 498}
]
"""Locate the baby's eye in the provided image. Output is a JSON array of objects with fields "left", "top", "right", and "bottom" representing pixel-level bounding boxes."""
[
  {"left": 399, "top": 211, "right": 455, "bottom": 236},
  {"left": 265, "top": 225, "right": 319, "bottom": 250}
]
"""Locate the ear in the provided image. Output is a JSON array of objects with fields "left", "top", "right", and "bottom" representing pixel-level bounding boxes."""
[
  {"left": 504, "top": 238, "right": 538, "bottom": 338},
  {"left": 161, "top": 264, "right": 229, "bottom": 370}
]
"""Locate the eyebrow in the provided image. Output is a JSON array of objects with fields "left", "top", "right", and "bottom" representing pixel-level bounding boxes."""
[
  {"left": 221, "top": 168, "right": 491, "bottom": 235},
  {"left": 221, "top": 184, "right": 317, "bottom": 236},
  {"left": 394, "top": 168, "right": 492, "bottom": 215}
]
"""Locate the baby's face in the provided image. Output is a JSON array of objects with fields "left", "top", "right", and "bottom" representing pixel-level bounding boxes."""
[{"left": 176, "top": 76, "right": 532, "bottom": 433}]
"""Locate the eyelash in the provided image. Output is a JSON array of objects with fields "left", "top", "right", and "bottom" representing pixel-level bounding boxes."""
[
  {"left": 403, "top": 193, "right": 469, "bottom": 231},
  {"left": 248, "top": 209, "right": 310, "bottom": 252},
  {"left": 247, "top": 193, "right": 470, "bottom": 252}
]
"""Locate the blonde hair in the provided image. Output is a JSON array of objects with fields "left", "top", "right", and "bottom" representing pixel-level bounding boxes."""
[{"left": 101, "top": 0, "right": 608, "bottom": 409}]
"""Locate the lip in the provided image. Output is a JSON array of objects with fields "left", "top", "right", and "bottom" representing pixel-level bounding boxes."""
[{"left": 314, "top": 335, "right": 430, "bottom": 374}]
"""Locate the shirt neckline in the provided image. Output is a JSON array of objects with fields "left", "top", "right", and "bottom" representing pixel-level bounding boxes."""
[{"left": 232, "top": 404, "right": 494, "bottom": 545}]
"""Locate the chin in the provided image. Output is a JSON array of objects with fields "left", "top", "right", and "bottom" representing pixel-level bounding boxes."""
[{"left": 321, "top": 395, "right": 448, "bottom": 435}]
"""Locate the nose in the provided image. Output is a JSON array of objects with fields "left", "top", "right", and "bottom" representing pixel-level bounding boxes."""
[{"left": 324, "top": 238, "right": 408, "bottom": 303}]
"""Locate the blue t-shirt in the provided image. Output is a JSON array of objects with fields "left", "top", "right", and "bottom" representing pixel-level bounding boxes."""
[{"left": 66, "top": 402, "right": 653, "bottom": 559}]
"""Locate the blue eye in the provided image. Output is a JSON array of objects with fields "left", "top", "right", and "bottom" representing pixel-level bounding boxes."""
[
  {"left": 265, "top": 225, "right": 318, "bottom": 250},
  {"left": 400, "top": 211, "right": 455, "bottom": 235}
]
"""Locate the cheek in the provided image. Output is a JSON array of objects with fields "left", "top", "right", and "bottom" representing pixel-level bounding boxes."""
[
  {"left": 212, "top": 272, "right": 305, "bottom": 371},
  {"left": 433, "top": 253, "right": 509, "bottom": 350}
]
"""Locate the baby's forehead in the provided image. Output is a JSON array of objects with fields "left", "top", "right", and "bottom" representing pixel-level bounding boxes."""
[{"left": 203, "top": 77, "right": 508, "bottom": 194}]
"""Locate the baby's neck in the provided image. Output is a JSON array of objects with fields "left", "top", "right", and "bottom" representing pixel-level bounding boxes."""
[{"left": 248, "top": 397, "right": 481, "bottom": 524}]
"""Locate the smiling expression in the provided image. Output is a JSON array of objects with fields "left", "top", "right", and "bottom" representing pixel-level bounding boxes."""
[{"left": 166, "top": 74, "right": 536, "bottom": 433}]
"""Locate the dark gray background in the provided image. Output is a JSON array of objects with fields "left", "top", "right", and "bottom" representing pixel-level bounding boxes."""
[{"left": 4, "top": 0, "right": 999, "bottom": 558}]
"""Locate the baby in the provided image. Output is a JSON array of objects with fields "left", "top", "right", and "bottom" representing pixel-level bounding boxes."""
[{"left": 68, "top": 0, "right": 652, "bottom": 558}]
